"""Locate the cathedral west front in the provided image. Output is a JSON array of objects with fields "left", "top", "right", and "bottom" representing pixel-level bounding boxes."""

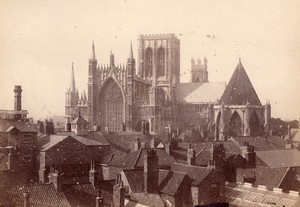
[{"left": 65, "top": 33, "right": 271, "bottom": 140}]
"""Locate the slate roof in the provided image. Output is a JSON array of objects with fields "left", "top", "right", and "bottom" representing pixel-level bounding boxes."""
[
  {"left": 57, "top": 131, "right": 109, "bottom": 145},
  {"left": 0, "top": 119, "right": 36, "bottom": 132},
  {"left": 219, "top": 59, "right": 261, "bottom": 105},
  {"left": 109, "top": 148, "right": 176, "bottom": 169},
  {"left": 236, "top": 167, "right": 289, "bottom": 190},
  {"left": 158, "top": 169, "right": 187, "bottom": 196},
  {"left": 71, "top": 116, "right": 88, "bottom": 124},
  {"left": 173, "top": 141, "right": 241, "bottom": 165},
  {"left": 123, "top": 169, "right": 144, "bottom": 193},
  {"left": 171, "top": 163, "right": 212, "bottom": 186},
  {"left": 229, "top": 136, "right": 287, "bottom": 151},
  {"left": 176, "top": 82, "right": 226, "bottom": 104},
  {"left": 0, "top": 184, "right": 71, "bottom": 207},
  {"left": 122, "top": 168, "right": 187, "bottom": 196},
  {"left": 256, "top": 149, "right": 300, "bottom": 168},
  {"left": 131, "top": 193, "right": 165, "bottom": 207},
  {"left": 41, "top": 134, "right": 106, "bottom": 152}
]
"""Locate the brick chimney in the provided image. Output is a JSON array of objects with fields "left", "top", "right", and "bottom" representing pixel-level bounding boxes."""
[
  {"left": 23, "top": 192, "right": 30, "bottom": 207},
  {"left": 144, "top": 149, "right": 159, "bottom": 193},
  {"left": 95, "top": 196, "right": 103, "bottom": 207},
  {"left": 134, "top": 138, "right": 141, "bottom": 151},
  {"left": 187, "top": 144, "right": 195, "bottom": 165},
  {"left": 113, "top": 176, "right": 125, "bottom": 207},
  {"left": 212, "top": 143, "right": 226, "bottom": 168},
  {"left": 241, "top": 142, "right": 256, "bottom": 168}
]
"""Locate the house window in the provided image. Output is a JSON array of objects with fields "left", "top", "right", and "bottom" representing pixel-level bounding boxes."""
[
  {"left": 23, "top": 155, "right": 32, "bottom": 162},
  {"left": 210, "top": 183, "right": 219, "bottom": 197},
  {"left": 23, "top": 135, "right": 33, "bottom": 144}
]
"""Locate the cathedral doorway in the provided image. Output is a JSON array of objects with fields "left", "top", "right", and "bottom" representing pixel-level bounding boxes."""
[
  {"left": 249, "top": 112, "right": 260, "bottom": 136},
  {"left": 98, "top": 78, "right": 125, "bottom": 132},
  {"left": 229, "top": 111, "right": 242, "bottom": 137}
]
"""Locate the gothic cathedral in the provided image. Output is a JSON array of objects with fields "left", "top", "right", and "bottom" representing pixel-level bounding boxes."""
[{"left": 64, "top": 33, "right": 271, "bottom": 140}]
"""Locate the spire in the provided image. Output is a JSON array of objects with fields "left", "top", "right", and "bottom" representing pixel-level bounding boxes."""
[
  {"left": 70, "top": 62, "right": 76, "bottom": 92},
  {"left": 110, "top": 50, "right": 115, "bottom": 67},
  {"left": 91, "top": 41, "right": 96, "bottom": 60},
  {"left": 129, "top": 41, "right": 134, "bottom": 59}
]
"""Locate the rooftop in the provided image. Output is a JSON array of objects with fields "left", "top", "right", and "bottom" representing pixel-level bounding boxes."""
[
  {"left": 256, "top": 149, "right": 300, "bottom": 168},
  {"left": 176, "top": 82, "right": 226, "bottom": 104},
  {"left": 219, "top": 59, "right": 261, "bottom": 105}
]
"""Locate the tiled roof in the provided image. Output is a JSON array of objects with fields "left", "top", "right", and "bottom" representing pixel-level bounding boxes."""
[
  {"left": 171, "top": 163, "right": 212, "bottom": 186},
  {"left": 256, "top": 149, "right": 300, "bottom": 168},
  {"left": 109, "top": 148, "right": 175, "bottom": 169},
  {"left": 219, "top": 60, "right": 261, "bottom": 105},
  {"left": 41, "top": 135, "right": 68, "bottom": 151},
  {"left": 123, "top": 169, "right": 144, "bottom": 193},
  {"left": 255, "top": 166, "right": 289, "bottom": 189},
  {"left": 63, "top": 181, "right": 115, "bottom": 207},
  {"left": 225, "top": 183, "right": 300, "bottom": 207},
  {"left": 0, "top": 171, "right": 30, "bottom": 188},
  {"left": 176, "top": 82, "right": 226, "bottom": 104},
  {"left": 236, "top": 167, "right": 289, "bottom": 190},
  {"left": 100, "top": 154, "right": 125, "bottom": 165},
  {"left": 0, "top": 183, "right": 71, "bottom": 207},
  {"left": 63, "top": 183, "right": 99, "bottom": 207},
  {"left": 122, "top": 168, "right": 187, "bottom": 196},
  {"left": 0, "top": 119, "right": 36, "bottom": 132},
  {"left": 131, "top": 193, "right": 165, "bottom": 207},
  {"left": 229, "top": 136, "right": 286, "bottom": 151},
  {"left": 173, "top": 141, "right": 241, "bottom": 164},
  {"left": 158, "top": 169, "right": 187, "bottom": 196}
]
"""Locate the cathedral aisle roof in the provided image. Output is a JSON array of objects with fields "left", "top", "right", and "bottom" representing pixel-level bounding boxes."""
[
  {"left": 219, "top": 59, "right": 261, "bottom": 105},
  {"left": 176, "top": 82, "right": 226, "bottom": 104}
]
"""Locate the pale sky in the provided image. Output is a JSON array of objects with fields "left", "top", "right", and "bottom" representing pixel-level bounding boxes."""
[{"left": 0, "top": 0, "right": 299, "bottom": 121}]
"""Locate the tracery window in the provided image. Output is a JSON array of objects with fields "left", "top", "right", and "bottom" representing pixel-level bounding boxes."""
[
  {"left": 145, "top": 47, "right": 153, "bottom": 78},
  {"left": 99, "top": 79, "right": 124, "bottom": 131},
  {"left": 157, "top": 47, "right": 165, "bottom": 77}
]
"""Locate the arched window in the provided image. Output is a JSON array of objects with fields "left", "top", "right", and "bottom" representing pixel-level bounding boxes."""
[
  {"left": 157, "top": 47, "right": 165, "bottom": 77},
  {"left": 145, "top": 47, "right": 153, "bottom": 78},
  {"left": 249, "top": 112, "right": 260, "bottom": 136},
  {"left": 229, "top": 111, "right": 242, "bottom": 137}
]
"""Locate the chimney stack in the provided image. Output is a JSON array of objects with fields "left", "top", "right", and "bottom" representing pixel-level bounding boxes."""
[
  {"left": 144, "top": 149, "right": 159, "bottom": 193},
  {"left": 14, "top": 85, "right": 22, "bottom": 111},
  {"left": 95, "top": 196, "right": 103, "bottom": 207},
  {"left": 241, "top": 142, "right": 256, "bottom": 168},
  {"left": 23, "top": 192, "right": 30, "bottom": 207},
  {"left": 212, "top": 143, "right": 225, "bottom": 168},
  {"left": 134, "top": 138, "right": 141, "bottom": 151},
  {"left": 113, "top": 176, "right": 125, "bottom": 207},
  {"left": 187, "top": 144, "right": 195, "bottom": 165}
]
